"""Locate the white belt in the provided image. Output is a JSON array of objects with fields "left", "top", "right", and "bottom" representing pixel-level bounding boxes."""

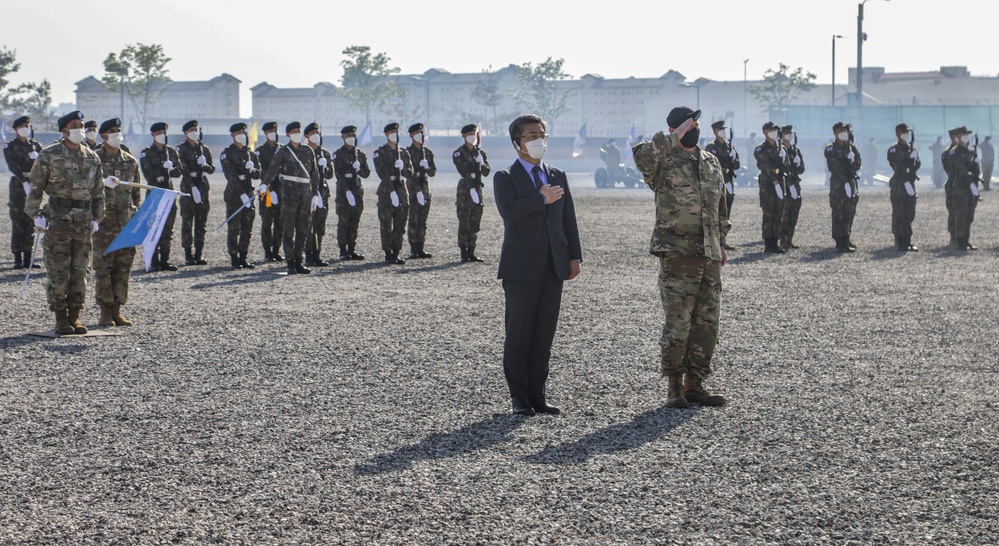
[
  {"left": 345, "top": 173, "right": 354, "bottom": 178},
  {"left": 237, "top": 175, "right": 246, "bottom": 180},
  {"left": 390, "top": 175, "right": 398, "bottom": 181},
  {"left": 281, "top": 174, "right": 311, "bottom": 184},
  {"left": 23, "top": 172, "right": 31, "bottom": 178},
  {"left": 156, "top": 176, "right": 165, "bottom": 182}
]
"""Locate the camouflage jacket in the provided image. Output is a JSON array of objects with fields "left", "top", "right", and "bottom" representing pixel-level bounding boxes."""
[
  {"left": 309, "top": 144, "right": 334, "bottom": 199},
  {"left": 887, "top": 140, "right": 921, "bottom": 186},
  {"left": 633, "top": 131, "right": 730, "bottom": 261},
  {"left": 262, "top": 143, "right": 319, "bottom": 195},
  {"left": 332, "top": 145, "right": 370, "bottom": 193},
  {"left": 255, "top": 141, "right": 282, "bottom": 189},
  {"left": 453, "top": 144, "right": 490, "bottom": 187},
  {"left": 220, "top": 143, "right": 262, "bottom": 197},
  {"left": 4, "top": 137, "right": 44, "bottom": 183},
  {"left": 176, "top": 139, "right": 216, "bottom": 192},
  {"left": 784, "top": 144, "right": 805, "bottom": 185},
  {"left": 943, "top": 145, "right": 980, "bottom": 195},
  {"left": 825, "top": 141, "right": 861, "bottom": 185},
  {"left": 704, "top": 138, "right": 740, "bottom": 185},
  {"left": 139, "top": 144, "right": 183, "bottom": 191},
  {"left": 26, "top": 141, "right": 105, "bottom": 222},
  {"left": 85, "top": 140, "right": 102, "bottom": 151},
  {"left": 754, "top": 140, "right": 790, "bottom": 190},
  {"left": 95, "top": 147, "right": 142, "bottom": 232},
  {"left": 373, "top": 143, "right": 413, "bottom": 195},
  {"left": 406, "top": 144, "right": 436, "bottom": 195}
]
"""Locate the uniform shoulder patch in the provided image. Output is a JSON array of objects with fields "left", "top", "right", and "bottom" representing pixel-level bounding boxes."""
[
  {"left": 220, "top": 153, "right": 227, "bottom": 160},
  {"left": 755, "top": 146, "right": 762, "bottom": 152},
  {"left": 373, "top": 152, "right": 379, "bottom": 158},
  {"left": 140, "top": 152, "right": 146, "bottom": 158},
  {"left": 332, "top": 153, "right": 337, "bottom": 160},
  {"left": 453, "top": 150, "right": 461, "bottom": 157},
  {"left": 825, "top": 146, "right": 833, "bottom": 152},
  {"left": 2, "top": 143, "right": 7, "bottom": 149},
  {"left": 889, "top": 146, "right": 896, "bottom": 153}
]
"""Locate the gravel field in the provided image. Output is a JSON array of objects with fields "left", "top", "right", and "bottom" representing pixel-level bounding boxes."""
[{"left": 1, "top": 173, "right": 997, "bottom": 545}]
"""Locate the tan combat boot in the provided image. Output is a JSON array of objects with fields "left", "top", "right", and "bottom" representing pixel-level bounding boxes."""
[
  {"left": 112, "top": 304, "right": 133, "bottom": 326},
  {"left": 55, "top": 310, "right": 76, "bottom": 336},
  {"left": 67, "top": 308, "right": 88, "bottom": 335},
  {"left": 665, "top": 373, "right": 690, "bottom": 408},
  {"left": 684, "top": 374, "right": 726, "bottom": 406},
  {"left": 98, "top": 303, "right": 116, "bottom": 327}
]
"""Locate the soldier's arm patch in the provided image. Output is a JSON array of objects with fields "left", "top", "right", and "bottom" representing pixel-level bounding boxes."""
[
  {"left": 140, "top": 152, "right": 146, "bottom": 158},
  {"left": 826, "top": 146, "right": 833, "bottom": 152},
  {"left": 373, "top": 152, "right": 379, "bottom": 158},
  {"left": 220, "top": 153, "right": 227, "bottom": 160},
  {"left": 454, "top": 151, "right": 461, "bottom": 158}
]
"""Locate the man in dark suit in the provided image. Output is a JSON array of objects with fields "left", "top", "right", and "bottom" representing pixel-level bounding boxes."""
[{"left": 494, "top": 114, "right": 583, "bottom": 416}]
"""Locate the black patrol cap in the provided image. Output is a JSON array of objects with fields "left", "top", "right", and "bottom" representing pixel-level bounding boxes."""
[
  {"left": 304, "top": 122, "right": 320, "bottom": 135},
  {"left": 99, "top": 118, "right": 122, "bottom": 134},
  {"left": 762, "top": 121, "right": 778, "bottom": 132},
  {"left": 13, "top": 115, "right": 30, "bottom": 128},
  {"left": 461, "top": 123, "right": 478, "bottom": 134},
  {"left": 895, "top": 123, "right": 910, "bottom": 134},
  {"left": 58, "top": 110, "right": 85, "bottom": 131},
  {"left": 384, "top": 122, "right": 399, "bottom": 133},
  {"left": 666, "top": 106, "right": 700, "bottom": 129},
  {"left": 230, "top": 122, "right": 247, "bottom": 133},
  {"left": 286, "top": 121, "right": 301, "bottom": 133},
  {"left": 84, "top": 120, "right": 98, "bottom": 129},
  {"left": 710, "top": 120, "right": 726, "bottom": 130},
  {"left": 832, "top": 121, "right": 851, "bottom": 133},
  {"left": 262, "top": 121, "right": 278, "bottom": 132},
  {"left": 781, "top": 125, "right": 793, "bottom": 133},
  {"left": 341, "top": 125, "right": 357, "bottom": 135},
  {"left": 150, "top": 121, "right": 168, "bottom": 133},
  {"left": 408, "top": 122, "right": 424, "bottom": 134},
  {"left": 182, "top": 120, "right": 199, "bottom": 132}
]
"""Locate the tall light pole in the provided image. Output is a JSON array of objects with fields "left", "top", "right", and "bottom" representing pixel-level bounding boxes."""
[
  {"left": 857, "top": 0, "right": 889, "bottom": 138},
  {"left": 832, "top": 35, "right": 843, "bottom": 106},
  {"left": 743, "top": 59, "right": 749, "bottom": 137}
]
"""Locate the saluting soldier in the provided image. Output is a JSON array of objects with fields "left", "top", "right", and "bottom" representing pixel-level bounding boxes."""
[
  {"left": 176, "top": 120, "right": 215, "bottom": 266},
  {"left": 704, "top": 120, "right": 739, "bottom": 251},
  {"left": 887, "top": 123, "right": 921, "bottom": 252},
  {"left": 943, "top": 126, "right": 980, "bottom": 250},
  {"left": 220, "top": 122, "right": 261, "bottom": 269},
  {"left": 93, "top": 118, "right": 142, "bottom": 327},
  {"left": 332, "top": 125, "right": 370, "bottom": 260},
  {"left": 3, "top": 115, "right": 43, "bottom": 269},
  {"left": 139, "top": 122, "right": 183, "bottom": 270},
  {"left": 824, "top": 122, "right": 862, "bottom": 252},
  {"left": 256, "top": 121, "right": 284, "bottom": 261},
  {"left": 779, "top": 125, "right": 805, "bottom": 249},
  {"left": 754, "top": 121, "right": 788, "bottom": 253},
  {"left": 304, "top": 122, "right": 333, "bottom": 267},
  {"left": 25, "top": 111, "right": 105, "bottom": 335},
  {"left": 83, "top": 120, "right": 101, "bottom": 151},
  {"left": 453, "top": 123, "right": 490, "bottom": 262},
  {"left": 373, "top": 122, "right": 413, "bottom": 265},
  {"left": 262, "top": 121, "right": 320, "bottom": 275},
  {"left": 406, "top": 122, "right": 436, "bottom": 259}
]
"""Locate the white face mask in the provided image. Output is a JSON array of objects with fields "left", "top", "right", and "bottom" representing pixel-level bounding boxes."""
[
  {"left": 67, "top": 128, "right": 86, "bottom": 144},
  {"left": 266, "top": 132, "right": 277, "bottom": 142},
  {"left": 235, "top": 134, "right": 247, "bottom": 145},
  {"left": 154, "top": 134, "right": 167, "bottom": 145},
  {"left": 308, "top": 133, "right": 321, "bottom": 145},
  {"left": 767, "top": 130, "right": 778, "bottom": 141},
  {"left": 465, "top": 134, "right": 477, "bottom": 145},
  {"left": 413, "top": 133, "right": 424, "bottom": 144},
  {"left": 187, "top": 131, "right": 199, "bottom": 142},
  {"left": 387, "top": 132, "right": 398, "bottom": 143},
  {"left": 344, "top": 137, "right": 356, "bottom": 147},
  {"left": 106, "top": 133, "right": 124, "bottom": 148},
  {"left": 524, "top": 138, "right": 547, "bottom": 160},
  {"left": 17, "top": 127, "right": 31, "bottom": 138},
  {"left": 837, "top": 132, "right": 850, "bottom": 142},
  {"left": 86, "top": 131, "right": 98, "bottom": 141},
  {"left": 899, "top": 132, "right": 910, "bottom": 141},
  {"left": 783, "top": 133, "right": 793, "bottom": 142},
  {"left": 960, "top": 134, "right": 971, "bottom": 144},
  {"left": 289, "top": 132, "right": 303, "bottom": 143},
  {"left": 715, "top": 130, "right": 726, "bottom": 140}
]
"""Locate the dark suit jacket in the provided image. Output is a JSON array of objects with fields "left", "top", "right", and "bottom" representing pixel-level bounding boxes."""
[{"left": 494, "top": 160, "right": 582, "bottom": 281}]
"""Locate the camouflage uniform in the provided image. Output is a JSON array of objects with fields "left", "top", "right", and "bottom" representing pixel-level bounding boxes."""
[
  {"left": 256, "top": 139, "right": 283, "bottom": 259},
  {"left": 824, "top": 140, "right": 861, "bottom": 246},
  {"left": 780, "top": 142, "right": 805, "bottom": 245},
  {"left": 373, "top": 143, "right": 413, "bottom": 256},
  {"left": 887, "top": 140, "right": 921, "bottom": 247},
  {"left": 632, "top": 131, "right": 730, "bottom": 380},
  {"left": 704, "top": 137, "right": 739, "bottom": 247},
  {"left": 928, "top": 138, "right": 947, "bottom": 188},
  {"left": 139, "top": 143, "right": 183, "bottom": 265},
  {"left": 262, "top": 143, "right": 319, "bottom": 264},
  {"left": 453, "top": 144, "right": 490, "bottom": 251},
  {"left": 220, "top": 143, "right": 261, "bottom": 260},
  {"left": 406, "top": 142, "right": 436, "bottom": 253},
  {"left": 176, "top": 139, "right": 215, "bottom": 261},
  {"left": 980, "top": 138, "right": 994, "bottom": 191},
  {"left": 306, "top": 143, "right": 334, "bottom": 263},
  {"left": 25, "top": 141, "right": 106, "bottom": 312},
  {"left": 3, "top": 136, "right": 43, "bottom": 258},
  {"left": 754, "top": 140, "right": 788, "bottom": 246},
  {"left": 943, "top": 144, "right": 980, "bottom": 246},
  {"left": 93, "top": 146, "right": 142, "bottom": 307},
  {"left": 332, "top": 144, "right": 370, "bottom": 255}
]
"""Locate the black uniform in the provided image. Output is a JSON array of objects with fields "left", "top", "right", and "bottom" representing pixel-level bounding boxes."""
[
  {"left": 406, "top": 142, "right": 437, "bottom": 256},
  {"left": 306, "top": 143, "right": 334, "bottom": 265},
  {"left": 886, "top": 139, "right": 920, "bottom": 250},
  {"left": 373, "top": 143, "right": 413, "bottom": 260},
  {"left": 262, "top": 143, "right": 319, "bottom": 268},
  {"left": 332, "top": 144, "right": 370, "bottom": 258},
  {"left": 704, "top": 136, "right": 739, "bottom": 249},
  {"left": 256, "top": 139, "right": 283, "bottom": 260},
  {"left": 754, "top": 140, "right": 789, "bottom": 251},
  {"left": 3, "top": 136, "right": 43, "bottom": 265},
  {"left": 780, "top": 140, "right": 805, "bottom": 246},
  {"left": 220, "top": 143, "right": 261, "bottom": 265},
  {"left": 138, "top": 143, "right": 184, "bottom": 268},
  {"left": 943, "top": 142, "right": 980, "bottom": 249},
  {"left": 176, "top": 138, "right": 215, "bottom": 263}
]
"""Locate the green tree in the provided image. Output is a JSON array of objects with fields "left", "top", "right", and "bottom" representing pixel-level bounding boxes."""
[
  {"left": 472, "top": 66, "right": 505, "bottom": 134},
  {"left": 339, "top": 46, "right": 400, "bottom": 124},
  {"left": 511, "top": 58, "right": 574, "bottom": 134},
  {"left": 8, "top": 80, "right": 54, "bottom": 130},
  {"left": 1, "top": 45, "right": 23, "bottom": 110},
  {"left": 101, "top": 43, "right": 172, "bottom": 130},
  {"left": 748, "top": 64, "right": 817, "bottom": 124}
]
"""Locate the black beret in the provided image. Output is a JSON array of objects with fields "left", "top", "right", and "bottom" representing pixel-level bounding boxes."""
[
  {"left": 150, "top": 122, "right": 168, "bottom": 133},
  {"left": 666, "top": 106, "right": 700, "bottom": 129},
  {"left": 182, "top": 120, "right": 199, "bottom": 132},
  {"left": 304, "top": 122, "right": 320, "bottom": 134},
  {"left": 710, "top": 120, "right": 726, "bottom": 130},
  {"left": 341, "top": 125, "right": 357, "bottom": 135},
  {"left": 383, "top": 122, "right": 399, "bottom": 133},
  {"left": 84, "top": 120, "right": 97, "bottom": 129},
  {"left": 762, "top": 121, "right": 778, "bottom": 131},
  {"left": 230, "top": 122, "right": 247, "bottom": 133},
  {"left": 958, "top": 125, "right": 971, "bottom": 134},
  {"left": 58, "top": 110, "right": 85, "bottom": 131},
  {"left": 408, "top": 122, "right": 424, "bottom": 134},
  {"left": 895, "top": 123, "right": 910, "bottom": 134},
  {"left": 98, "top": 118, "right": 122, "bottom": 134},
  {"left": 13, "top": 115, "right": 30, "bottom": 128},
  {"left": 461, "top": 123, "right": 478, "bottom": 134},
  {"left": 781, "top": 125, "right": 793, "bottom": 133},
  {"left": 286, "top": 121, "right": 301, "bottom": 133},
  {"left": 262, "top": 121, "right": 278, "bottom": 132},
  {"left": 985, "top": 136, "right": 992, "bottom": 141},
  {"left": 832, "top": 122, "right": 850, "bottom": 132}
]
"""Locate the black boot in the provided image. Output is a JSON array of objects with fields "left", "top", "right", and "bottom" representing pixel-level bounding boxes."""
[
  {"left": 263, "top": 248, "right": 274, "bottom": 262},
  {"left": 230, "top": 253, "right": 242, "bottom": 270},
  {"left": 460, "top": 247, "right": 470, "bottom": 263},
  {"left": 13, "top": 252, "right": 23, "bottom": 269},
  {"left": 418, "top": 243, "right": 433, "bottom": 259},
  {"left": 409, "top": 244, "right": 420, "bottom": 259},
  {"left": 184, "top": 248, "right": 196, "bottom": 266},
  {"left": 339, "top": 244, "right": 350, "bottom": 260},
  {"left": 467, "top": 245, "right": 484, "bottom": 262},
  {"left": 835, "top": 238, "right": 855, "bottom": 252},
  {"left": 160, "top": 249, "right": 178, "bottom": 271},
  {"left": 348, "top": 244, "right": 365, "bottom": 260},
  {"left": 847, "top": 239, "right": 857, "bottom": 250},
  {"left": 906, "top": 236, "right": 919, "bottom": 252},
  {"left": 272, "top": 246, "right": 284, "bottom": 261},
  {"left": 295, "top": 259, "right": 311, "bottom": 274},
  {"left": 286, "top": 259, "right": 297, "bottom": 274},
  {"left": 239, "top": 252, "right": 254, "bottom": 269},
  {"left": 194, "top": 245, "right": 208, "bottom": 265},
  {"left": 764, "top": 238, "right": 785, "bottom": 254},
  {"left": 896, "top": 236, "right": 907, "bottom": 251},
  {"left": 314, "top": 238, "right": 329, "bottom": 266},
  {"left": 24, "top": 250, "right": 40, "bottom": 269}
]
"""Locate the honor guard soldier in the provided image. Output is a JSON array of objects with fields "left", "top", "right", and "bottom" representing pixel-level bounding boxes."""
[
  {"left": 83, "top": 120, "right": 101, "bottom": 151},
  {"left": 704, "top": 120, "right": 739, "bottom": 251},
  {"left": 780, "top": 125, "right": 805, "bottom": 249},
  {"left": 139, "top": 122, "right": 183, "bottom": 270},
  {"left": 754, "top": 122, "right": 789, "bottom": 253},
  {"left": 304, "top": 122, "right": 333, "bottom": 267},
  {"left": 373, "top": 122, "right": 413, "bottom": 264},
  {"left": 406, "top": 122, "right": 436, "bottom": 259},
  {"left": 887, "top": 123, "right": 921, "bottom": 251},
  {"left": 256, "top": 121, "right": 284, "bottom": 261},
  {"left": 262, "top": 121, "right": 320, "bottom": 274},
  {"left": 332, "top": 125, "right": 370, "bottom": 260},
  {"left": 453, "top": 123, "right": 490, "bottom": 262},
  {"left": 25, "top": 111, "right": 106, "bottom": 335},
  {"left": 3, "top": 115, "right": 43, "bottom": 269},
  {"left": 220, "top": 123, "right": 261, "bottom": 269},
  {"left": 177, "top": 120, "right": 215, "bottom": 266},
  {"left": 93, "top": 118, "right": 142, "bottom": 326},
  {"left": 825, "top": 122, "right": 862, "bottom": 252},
  {"left": 943, "top": 126, "right": 980, "bottom": 250}
]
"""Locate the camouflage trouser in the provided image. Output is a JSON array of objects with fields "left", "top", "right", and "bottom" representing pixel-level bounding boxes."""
[
  {"left": 377, "top": 192, "right": 409, "bottom": 253},
  {"left": 280, "top": 184, "right": 313, "bottom": 263},
  {"left": 154, "top": 203, "right": 177, "bottom": 256},
  {"left": 407, "top": 195, "right": 430, "bottom": 247},
  {"left": 780, "top": 191, "right": 802, "bottom": 239},
  {"left": 658, "top": 253, "right": 722, "bottom": 378},
  {"left": 982, "top": 162, "right": 993, "bottom": 190},
  {"left": 8, "top": 179, "right": 33, "bottom": 253},
  {"left": 889, "top": 185, "right": 917, "bottom": 239},
  {"left": 829, "top": 180, "right": 858, "bottom": 241},
  {"left": 759, "top": 185, "right": 785, "bottom": 240},
  {"left": 43, "top": 217, "right": 95, "bottom": 312},
  {"left": 306, "top": 202, "right": 329, "bottom": 256},
  {"left": 179, "top": 191, "right": 210, "bottom": 251},
  {"left": 224, "top": 194, "right": 255, "bottom": 256},
  {"left": 335, "top": 188, "right": 364, "bottom": 247},
  {"left": 259, "top": 189, "right": 282, "bottom": 253},
  {"left": 952, "top": 190, "right": 978, "bottom": 240},
  {"left": 93, "top": 230, "right": 135, "bottom": 306},
  {"left": 456, "top": 182, "right": 484, "bottom": 248}
]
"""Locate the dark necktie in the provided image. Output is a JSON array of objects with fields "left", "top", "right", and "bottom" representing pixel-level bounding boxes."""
[{"left": 531, "top": 165, "right": 543, "bottom": 189}]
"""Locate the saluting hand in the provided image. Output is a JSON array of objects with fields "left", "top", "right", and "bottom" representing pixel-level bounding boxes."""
[
  {"left": 539, "top": 183, "right": 564, "bottom": 205},
  {"left": 674, "top": 117, "right": 696, "bottom": 140}
]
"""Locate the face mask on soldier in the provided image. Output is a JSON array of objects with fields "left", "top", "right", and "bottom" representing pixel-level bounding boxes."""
[
  {"left": 86, "top": 130, "right": 98, "bottom": 141},
  {"left": 154, "top": 134, "right": 167, "bottom": 145},
  {"left": 309, "top": 133, "right": 321, "bottom": 145},
  {"left": 187, "top": 131, "right": 199, "bottom": 141},
  {"left": 680, "top": 127, "right": 700, "bottom": 148},
  {"left": 414, "top": 133, "right": 425, "bottom": 144},
  {"left": 465, "top": 134, "right": 476, "bottom": 145},
  {"left": 767, "top": 130, "right": 778, "bottom": 141},
  {"left": 266, "top": 131, "right": 277, "bottom": 142},
  {"left": 235, "top": 133, "right": 247, "bottom": 145},
  {"left": 289, "top": 132, "right": 303, "bottom": 144},
  {"left": 960, "top": 134, "right": 971, "bottom": 145},
  {"left": 837, "top": 132, "right": 849, "bottom": 142},
  {"left": 783, "top": 133, "right": 793, "bottom": 142},
  {"left": 107, "top": 133, "right": 124, "bottom": 148},
  {"left": 387, "top": 132, "right": 398, "bottom": 144},
  {"left": 344, "top": 136, "right": 356, "bottom": 147},
  {"left": 67, "top": 128, "right": 86, "bottom": 144}
]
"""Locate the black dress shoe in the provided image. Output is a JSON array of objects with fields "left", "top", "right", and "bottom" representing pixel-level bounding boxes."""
[
  {"left": 531, "top": 402, "right": 561, "bottom": 415},
  {"left": 512, "top": 397, "right": 536, "bottom": 416}
]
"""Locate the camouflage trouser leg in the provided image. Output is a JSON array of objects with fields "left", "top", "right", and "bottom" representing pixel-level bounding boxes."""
[
  {"left": 456, "top": 200, "right": 483, "bottom": 248},
  {"left": 890, "top": 188, "right": 917, "bottom": 239},
  {"left": 336, "top": 198, "right": 363, "bottom": 247},
  {"left": 193, "top": 199, "right": 210, "bottom": 250},
  {"left": 830, "top": 192, "right": 857, "bottom": 241},
  {"left": 780, "top": 196, "right": 801, "bottom": 239},
  {"left": 155, "top": 204, "right": 177, "bottom": 256},
  {"left": 953, "top": 193, "right": 978, "bottom": 240},
  {"left": 658, "top": 254, "right": 722, "bottom": 379},
  {"left": 179, "top": 198, "right": 194, "bottom": 250},
  {"left": 259, "top": 202, "right": 281, "bottom": 252},
  {"left": 760, "top": 190, "right": 784, "bottom": 240},
  {"left": 307, "top": 206, "right": 328, "bottom": 255},
  {"left": 8, "top": 183, "right": 33, "bottom": 253},
  {"left": 93, "top": 234, "right": 136, "bottom": 306},
  {"left": 408, "top": 199, "right": 430, "bottom": 247},
  {"left": 43, "top": 228, "right": 92, "bottom": 312},
  {"left": 280, "top": 191, "right": 312, "bottom": 263},
  {"left": 377, "top": 201, "right": 408, "bottom": 253}
]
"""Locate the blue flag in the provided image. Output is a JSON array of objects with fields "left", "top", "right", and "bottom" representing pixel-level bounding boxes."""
[{"left": 104, "top": 187, "right": 179, "bottom": 270}]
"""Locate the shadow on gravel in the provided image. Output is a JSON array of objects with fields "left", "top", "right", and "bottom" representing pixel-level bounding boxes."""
[
  {"left": 799, "top": 248, "right": 845, "bottom": 262},
  {"left": 522, "top": 406, "right": 700, "bottom": 465},
  {"left": 928, "top": 246, "right": 971, "bottom": 258},
  {"left": 353, "top": 414, "right": 526, "bottom": 475},
  {"left": 394, "top": 262, "right": 466, "bottom": 274},
  {"left": 726, "top": 251, "right": 774, "bottom": 266},
  {"left": 0, "top": 334, "right": 49, "bottom": 350},
  {"left": 869, "top": 246, "right": 907, "bottom": 261}
]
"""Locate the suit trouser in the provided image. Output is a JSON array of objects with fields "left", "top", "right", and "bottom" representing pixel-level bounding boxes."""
[{"left": 502, "top": 256, "right": 564, "bottom": 404}]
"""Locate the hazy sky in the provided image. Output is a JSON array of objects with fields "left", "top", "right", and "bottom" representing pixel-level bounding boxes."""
[{"left": 3, "top": 0, "right": 995, "bottom": 118}]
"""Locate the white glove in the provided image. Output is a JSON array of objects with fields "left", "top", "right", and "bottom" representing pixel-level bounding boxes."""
[
  {"left": 29, "top": 151, "right": 39, "bottom": 160},
  {"left": 318, "top": 157, "right": 328, "bottom": 167},
  {"left": 779, "top": 149, "right": 787, "bottom": 159},
  {"left": 909, "top": 150, "right": 919, "bottom": 159},
  {"left": 729, "top": 149, "right": 737, "bottom": 159},
  {"left": 847, "top": 152, "right": 855, "bottom": 161},
  {"left": 394, "top": 159, "right": 404, "bottom": 170},
  {"left": 91, "top": 220, "right": 99, "bottom": 233},
  {"left": 974, "top": 157, "right": 980, "bottom": 164},
  {"left": 244, "top": 160, "right": 255, "bottom": 170},
  {"left": 475, "top": 154, "right": 484, "bottom": 165},
  {"left": 240, "top": 193, "right": 252, "bottom": 207},
  {"left": 34, "top": 216, "right": 47, "bottom": 231},
  {"left": 419, "top": 159, "right": 429, "bottom": 169},
  {"left": 258, "top": 184, "right": 268, "bottom": 193},
  {"left": 163, "top": 160, "right": 174, "bottom": 170},
  {"left": 103, "top": 176, "right": 120, "bottom": 188},
  {"left": 316, "top": 194, "right": 325, "bottom": 209},
  {"left": 352, "top": 160, "right": 361, "bottom": 170},
  {"left": 23, "top": 181, "right": 31, "bottom": 195},
  {"left": 346, "top": 190, "right": 356, "bottom": 207},
  {"left": 191, "top": 186, "right": 202, "bottom": 204},
  {"left": 793, "top": 156, "right": 800, "bottom": 166},
  {"left": 311, "top": 194, "right": 324, "bottom": 209},
  {"left": 197, "top": 155, "right": 207, "bottom": 166},
  {"left": 269, "top": 191, "right": 279, "bottom": 205},
  {"left": 416, "top": 191, "right": 426, "bottom": 205}
]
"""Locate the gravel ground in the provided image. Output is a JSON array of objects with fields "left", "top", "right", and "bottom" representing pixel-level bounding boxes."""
[{"left": 1, "top": 173, "right": 997, "bottom": 545}]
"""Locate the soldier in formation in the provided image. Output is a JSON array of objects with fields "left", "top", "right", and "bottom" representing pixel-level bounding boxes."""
[
  {"left": 754, "top": 121, "right": 788, "bottom": 254},
  {"left": 406, "top": 122, "right": 436, "bottom": 259},
  {"left": 779, "top": 125, "right": 805, "bottom": 249},
  {"left": 256, "top": 121, "right": 284, "bottom": 262},
  {"left": 176, "top": 120, "right": 214, "bottom": 266},
  {"left": 262, "top": 121, "right": 320, "bottom": 274},
  {"left": 83, "top": 120, "right": 101, "bottom": 151},
  {"left": 373, "top": 122, "right": 412, "bottom": 264},
  {"left": 220, "top": 122, "right": 261, "bottom": 269},
  {"left": 332, "top": 125, "right": 369, "bottom": 261},
  {"left": 304, "top": 122, "right": 333, "bottom": 267},
  {"left": 3, "top": 115, "right": 43, "bottom": 269},
  {"left": 454, "top": 123, "right": 490, "bottom": 262},
  {"left": 139, "top": 122, "right": 183, "bottom": 270},
  {"left": 942, "top": 126, "right": 980, "bottom": 251},
  {"left": 886, "top": 123, "right": 920, "bottom": 252},
  {"left": 825, "top": 122, "right": 862, "bottom": 252},
  {"left": 704, "top": 120, "right": 739, "bottom": 251}
]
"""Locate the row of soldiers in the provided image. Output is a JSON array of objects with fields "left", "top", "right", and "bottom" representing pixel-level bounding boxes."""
[{"left": 703, "top": 119, "right": 984, "bottom": 253}]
